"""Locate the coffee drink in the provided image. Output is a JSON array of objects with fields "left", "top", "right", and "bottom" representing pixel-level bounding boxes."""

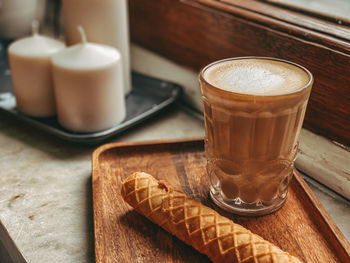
[{"left": 200, "top": 57, "right": 313, "bottom": 215}]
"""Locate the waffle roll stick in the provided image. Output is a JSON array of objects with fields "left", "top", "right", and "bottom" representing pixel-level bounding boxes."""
[{"left": 121, "top": 172, "right": 302, "bottom": 263}]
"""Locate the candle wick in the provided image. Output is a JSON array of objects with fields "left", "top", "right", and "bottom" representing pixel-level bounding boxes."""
[
  {"left": 77, "top": 26, "right": 87, "bottom": 44},
  {"left": 32, "top": 20, "right": 40, "bottom": 36}
]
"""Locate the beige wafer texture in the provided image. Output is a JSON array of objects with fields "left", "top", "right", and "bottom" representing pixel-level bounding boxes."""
[{"left": 121, "top": 172, "right": 302, "bottom": 263}]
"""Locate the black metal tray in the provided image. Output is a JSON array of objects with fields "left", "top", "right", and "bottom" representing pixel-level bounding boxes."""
[{"left": 0, "top": 40, "right": 182, "bottom": 144}]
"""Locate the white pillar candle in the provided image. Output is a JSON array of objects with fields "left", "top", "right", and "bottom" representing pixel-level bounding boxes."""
[
  {"left": 61, "top": 0, "right": 131, "bottom": 95},
  {"left": 8, "top": 22, "right": 65, "bottom": 117},
  {"left": 52, "top": 27, "right": 126, "bottom": 133}
]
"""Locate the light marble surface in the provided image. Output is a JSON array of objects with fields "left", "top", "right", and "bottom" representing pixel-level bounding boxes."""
[{"left": 296, "top": 129, "right": 350, "bottom": 199}]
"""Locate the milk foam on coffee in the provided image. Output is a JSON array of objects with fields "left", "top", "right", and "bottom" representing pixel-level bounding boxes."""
[{"left": 204, "top": 58, "right": 309, "bottom": 95}]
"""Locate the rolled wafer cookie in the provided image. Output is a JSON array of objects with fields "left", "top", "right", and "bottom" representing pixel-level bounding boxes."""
[{"left": 121, "top": 172, "right": 302, "bottom": 263}]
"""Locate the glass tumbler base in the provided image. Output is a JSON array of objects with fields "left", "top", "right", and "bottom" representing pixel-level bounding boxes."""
[{"left": 210, "top": 186, "right": 287, "bottom": 216}]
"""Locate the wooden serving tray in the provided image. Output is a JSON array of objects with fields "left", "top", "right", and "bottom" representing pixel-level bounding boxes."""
[{"left": 92, "top": 138, "right": 350, "bottom": 263}]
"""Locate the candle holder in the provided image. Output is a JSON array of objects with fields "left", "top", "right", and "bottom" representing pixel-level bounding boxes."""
[{"left": 0, "top": 41, "right": 182, "bottom": 144}]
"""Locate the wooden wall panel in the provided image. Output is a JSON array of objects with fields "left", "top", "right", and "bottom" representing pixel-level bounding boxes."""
[{"left": 128, "top": 0, "right": 350, "bottom": 146}]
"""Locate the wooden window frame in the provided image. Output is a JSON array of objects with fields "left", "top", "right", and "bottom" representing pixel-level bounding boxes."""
[{"left": 128, "top": 0, "right": 350, "bottom": 146}]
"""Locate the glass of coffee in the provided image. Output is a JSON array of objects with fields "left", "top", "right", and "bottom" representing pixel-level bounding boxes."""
[{"left": 200, "top": 57, "right": 313, "bottom": 216}]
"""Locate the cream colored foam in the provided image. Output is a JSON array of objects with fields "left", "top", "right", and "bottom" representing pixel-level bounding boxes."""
[{"left": 204, "top": 58, "right": 310, "bottom": 95}]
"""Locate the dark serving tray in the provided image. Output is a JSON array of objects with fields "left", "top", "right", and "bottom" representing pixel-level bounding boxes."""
[{"left": 0, "top": 40, "right": 182, "bottom": 144}]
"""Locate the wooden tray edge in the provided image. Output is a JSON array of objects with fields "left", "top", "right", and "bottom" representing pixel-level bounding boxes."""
[
  {"left": 293, "top": 170, "right": 350, "bottom": 256},
  {"left": 91, "top": 138, "right": 350, "bottom": 262},
  {"left": 92, "top": 137, "right": 205, "bottom": 167}
]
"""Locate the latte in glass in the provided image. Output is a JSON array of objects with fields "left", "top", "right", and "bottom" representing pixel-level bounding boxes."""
[{"left": 200, "top": 57, "right": 313, "bottom": 216}]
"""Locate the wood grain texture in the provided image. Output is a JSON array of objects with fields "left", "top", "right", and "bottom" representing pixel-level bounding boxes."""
[
  {"left": 220, "top": 0, "right": 350, "bottom": 42},
  {"left": 92, "top": 139, "right": 350, "bottom": 263},
  {"left": 128, "top": 0, "right": 350, "bottom": 146},
  {"left": 264, "top": 0, "right": 350, "bottom": 25}
]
